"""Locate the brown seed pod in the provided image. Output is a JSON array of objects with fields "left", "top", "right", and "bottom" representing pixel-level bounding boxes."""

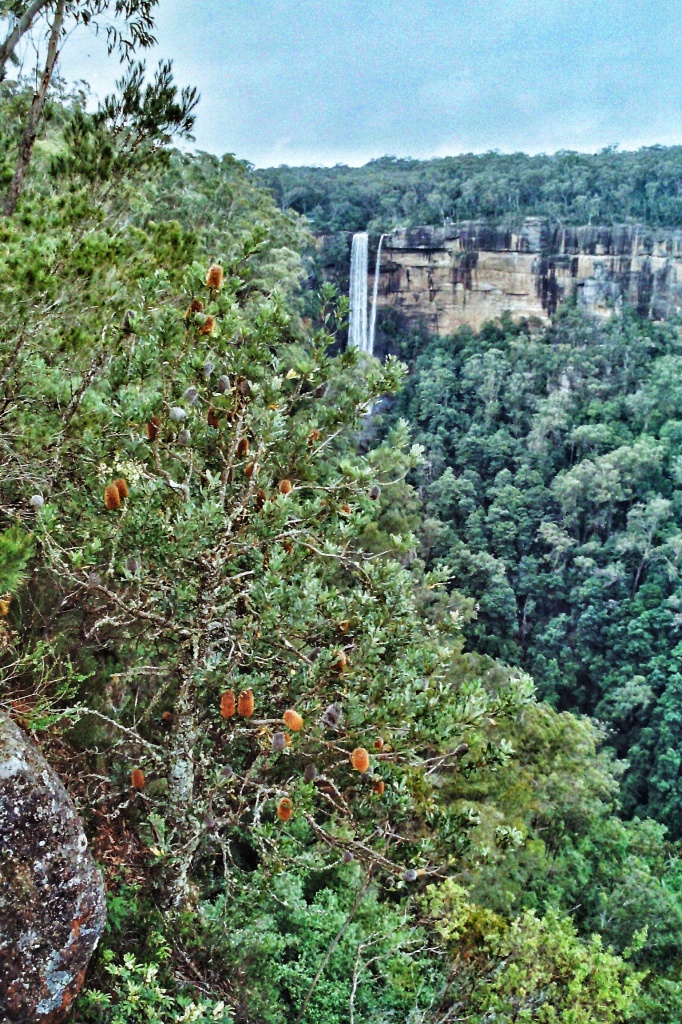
[
  {"left": 283, "top": 709, "right": 304, "bottom": 733},
  {"left": 350, "top": 747, "right": 370, "bottom": 773},
  {"left": 131, "top": 768, "right": 145, "bottom": 790},
  {"left": 207, "top": 407, "right": 221, "bottom": 429},
  {"left": 146, "top": 416, "right": 160, "bottom": 441},
  {"left": 113, "top": 477, "right": 129, "bottom": 500},
  {"left": 199, "top": 315, "right": 216, "bottom": 336},
  {"left": 104, "top": 484, "right": 121, "bottom": 511},
  {"left": 307, "top": 429, "right": 321, "bottom": 448},
  {"left": 374, "top": 737, "right": 384, "bottom": 752},
  {"left": 373, "top": 778, "right": 385, "bottom": 796},
  {"left": 303, "top": 763, "right": 317, "bottom": 783},
  {"left": 272, "top": 730, "right": 287, "bottom": 751},
  {"left": 220, "top": 690, "right": 236, "bottom": 718},
  {"left": 277, "top": 797, "right": 293, "bottom": 822},
  {"left": 237, "top": 437, "right": 250, "bottom": 457},
  {"left": 340, "top": 503, "right": 351, "bottom": 515},
  {"left": 321, "top": 703, "right": 341, "bottom": 727},
  {"left": 278, "top": 478, "right": 293, "bottom": 495},
  {"left": 244, "top": 462, "right": 257, "bottom": 479},
  {"left": 189, "top": 298, "right": 204, "bottom": 314},
  {"left": 206, "top": 263, "right": 224, "bottom": 289},
  {"left": 238, "top": 689, "right": 254, "bottom": 717}
]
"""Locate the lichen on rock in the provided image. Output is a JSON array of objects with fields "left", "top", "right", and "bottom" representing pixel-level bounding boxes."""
[{"left": 0, "top": 714, "right": 106, "bottom": 1023}]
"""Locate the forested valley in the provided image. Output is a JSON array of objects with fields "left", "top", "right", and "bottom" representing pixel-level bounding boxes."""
[{"left": 4, "top": 11, "right": 682, "bottom": 1023}]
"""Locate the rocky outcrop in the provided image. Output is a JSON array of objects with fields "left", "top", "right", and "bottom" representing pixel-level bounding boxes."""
[
  {"left": 374, "top": 219, "right": 682, "bottom": 333},
  {"left": 0, "top": 714, "right": 106, "bottom": 1023}
]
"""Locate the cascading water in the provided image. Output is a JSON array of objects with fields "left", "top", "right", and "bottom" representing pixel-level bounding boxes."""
[
  {"left": 348, "top": 232, "right": 369, "bottom": 352},
  {"left": 368, "top": 233, "right": 385, "bottom": 357}
]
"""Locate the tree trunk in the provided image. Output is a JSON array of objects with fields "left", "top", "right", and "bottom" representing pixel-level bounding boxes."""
[
  {"left": 0, "top": 0, "right": 53, "bottom": 83},
  {"left": 3, "top": 0, "right": 65, "bottom": 217}
]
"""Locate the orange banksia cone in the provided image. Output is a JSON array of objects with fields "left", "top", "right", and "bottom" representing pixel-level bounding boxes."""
[
  {"left": 220, "top": 690, "right": 236, "bottom": 718},
  {"left": 283, "top": 709, "right": 303, "bottom": 732},
  {"left": 350, "top": 748, "right": 370, "bottom": 773},
  {"left": 277, "top": 797, "right": 293, "bottom": 821},
  {"left": 238, "top": 689, "right": 254, "bottom": 717}
]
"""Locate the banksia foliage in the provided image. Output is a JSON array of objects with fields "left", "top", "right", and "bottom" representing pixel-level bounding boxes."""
[
  {"left": 113, "top": 477, "right": 128, "bottom": 500},
  {"left": 238, "top": 689, "right": 254, "bottom": 717},
  {"left": 283, "top": 709, "right": 303, "bottom": 732},
  {"left": 277, "top": 797, "right": 293, "bottom": 822},
  {"left": 104, "top": 484, "right": 121, "bottom": 511},
  {"left": 146, "top": 416, "right": 160, "bottom": 441},
  {"left": 206, "top": 263, "right": 224, "bottom": 289},
  {"left": 220, "top": 690, "right": 236, "bottom": 718},
  {"left": 131, "top": 768, "right": 145, "bottom": 789},
  {"left": 278, "top": 478, "right": 293, "bottom": 495},
  {"left": 237, "top": 437, "right": 249, "bottom": 457},
  {"left": 350, "top": 747, "right": 370, "bottom": 773},
  {"left": 200, "top": 315, "right": 216, "bottom": 336}
]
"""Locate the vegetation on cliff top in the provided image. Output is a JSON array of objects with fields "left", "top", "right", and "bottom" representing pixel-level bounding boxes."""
[{"left": 257, "top": 147, "right": 682, "bottom": 233}]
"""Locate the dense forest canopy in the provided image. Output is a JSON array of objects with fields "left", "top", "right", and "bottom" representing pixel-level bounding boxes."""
[
  {"left": 257, "top": 147, "right": 682, "bottom": 233},
  {"left": 3, "top": 7, "right": 682, "bottom": 1019}
]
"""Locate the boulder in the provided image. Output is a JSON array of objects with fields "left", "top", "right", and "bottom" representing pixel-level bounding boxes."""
[{"left": 0, "top": 713, "right": 106, "bottom": 1023}]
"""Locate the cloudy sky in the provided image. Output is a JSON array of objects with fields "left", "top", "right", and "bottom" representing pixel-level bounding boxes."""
[{"left": 57, "top": 0, "right": 682, "bottom": 167}]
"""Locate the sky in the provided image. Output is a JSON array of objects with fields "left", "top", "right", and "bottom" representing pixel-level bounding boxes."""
[{"left": 55, "top": 0, "right": 682, "bottom": 168}]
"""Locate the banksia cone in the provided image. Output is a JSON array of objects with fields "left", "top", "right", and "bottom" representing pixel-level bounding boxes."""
[
  {"left": 272, "top": 730, "right": 287, "bottom": 751},
  {"left": 339, "top": 620, "right": 349, "bottom": 633},
  {"left": 340, "top": 503, "right": 351, "bottom": 515},
  {"left": 189, "top": 298, "right": 204, "bottom": 314},
  {"left": 131, "top": 768, "right": 145, "bottom": 790},
  {"left": 207, "top": 407, "right": 221, "bottom": 429},
  {"left": 303, "top": 763, "right": 317, "bottom": 783},
  {"left": 220, "top": 690, "right": 236, "bottom": 718},
  {"left": 402, "top": 868, "right": 417, "bottom": 883},
  {"left": 333, "top": 650, "right": 347, "bottom": 673},
  {"left": 206, "top": 263, "right": 224, "bottom": 289},
  {"left": 277, "top": 797, "right": 293, "bottom": 822},
  {"left": 283, "top": 709, "right": 303, "bottom": 732},
  {"left": 146, "top": 416, "right": 160, "bottom": 441},
  {"left": 104, "top": 484, "right": 121, "bottom": 511},
  {"left": 0, "top": 598, "right": 10, "bottom": 617},
  {"left": 373, "top": 778, "right": 385, "bottom": 795},
  {"left": 238, "top": 689, "right": 254, "bottom": 717},
  {"left": 200, "top": 315, "right": 216, "bottom": 336},
  {"left": 342, "top": 850, "right": 354, "bottom": 863},
  {"left": 350, "top": 747, "right": 370, "bottom": 773},
  {"left": 453, "top": 742, "right": 469, "bottom": 758},
  {"left": 244, "top": 462, "right": 257, "bottom": 479},
  {"left": 374, "top": 737, "right": 384, "bottom": 751},
  {"left": 369, "top": 485, "right": 381, "bottom": 500},
  {"left": 113, "top": 477, "right": 128, "bottom": 500},
  {"left": 30, "top": 494, "right": 44, "bottom": 509},
  {"left": 237, "top": 437, "right": 249, "bottom": 457},
  {"left": 255, "top": 489, "right": 267, "bottom": 510},
  {"left": 282, "top": 540, "right": 294, "bottom": 554},
  {"left": 278, "top": 479, "right": 293, "bottom": 495},
  {"left": 307, "top": 429, "right": 321, "bottom": 447},
  {"left": 217, "top": 374, "right": 230, "bottom": 393}
]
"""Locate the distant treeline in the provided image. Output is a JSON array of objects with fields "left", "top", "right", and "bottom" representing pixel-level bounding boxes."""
[{"left": 256, "top": 147, "right": 682, "bottom": 233}]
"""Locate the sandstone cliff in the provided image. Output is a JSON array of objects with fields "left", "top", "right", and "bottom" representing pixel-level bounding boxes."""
[{"left": 372, "top": 218, "right": 682, "bottom": 333}]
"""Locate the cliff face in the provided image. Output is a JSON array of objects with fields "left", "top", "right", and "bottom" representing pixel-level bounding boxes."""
[{"left": 375, "top": 218, "right": 682, "bottom": 333}]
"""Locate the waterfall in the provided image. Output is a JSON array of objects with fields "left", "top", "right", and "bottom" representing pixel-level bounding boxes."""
[
  {"left": 348, "top": 232, "right": 369, "bottom": 352},
  {"left": 368, "top": 233, "right": 385, "bottom": 357}
]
